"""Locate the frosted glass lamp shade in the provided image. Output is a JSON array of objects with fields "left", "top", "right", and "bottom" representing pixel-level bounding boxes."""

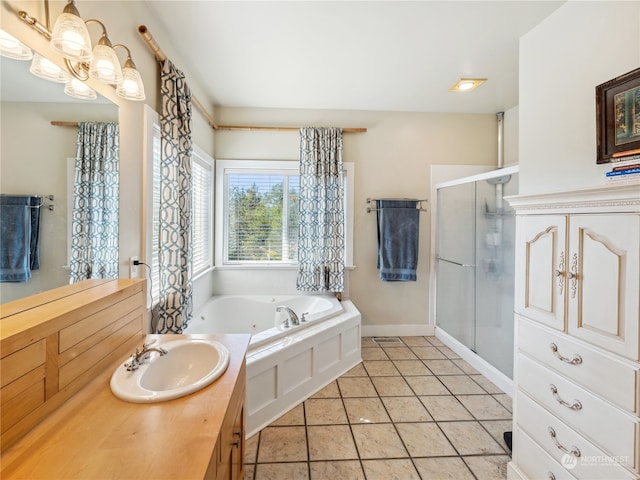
[
  {"left": 64, "top": 78, "right": 97, "bottom": 100},
  {"left": 30, "top": 53, "right": 70, "bottom": 83},
  {"left": 89, "top": 44, "right": 123, "bottom": 84},
  {"left": 116, "top": 66, "right": 145, "bottom": 101},
  {"left": 50, "top": 12, "right": 92, "bottom": 62},
  {"left": 0, "top": 29, "right": 33, "bottom": 61}
]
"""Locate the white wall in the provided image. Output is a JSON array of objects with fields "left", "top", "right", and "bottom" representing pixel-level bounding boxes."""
[
  {"left": 519, "top": 1, "right": 640, "bottom": 194},
  {"left": 212, "top": 107, "right": 499, "bottom": 330}
]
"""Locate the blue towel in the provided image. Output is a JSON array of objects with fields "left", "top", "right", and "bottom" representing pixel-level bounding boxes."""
[
  {"left": 0, "top": 195, "right": 42, "bottom": 282},
  {"left": 376, "top": 200, "right": 420, "bottom": 281}
]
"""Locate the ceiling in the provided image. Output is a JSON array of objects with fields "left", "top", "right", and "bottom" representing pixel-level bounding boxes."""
[{"left": 145, "top": 1, "right": 565, "bottom": 114}]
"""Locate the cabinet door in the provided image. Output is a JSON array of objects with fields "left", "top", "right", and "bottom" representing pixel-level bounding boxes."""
[
  {"left": 567, "top": 214, "right": 640, "bottom": 361},
  {"left": 515, "top": 215, "right": 567, "bottom": 331}
]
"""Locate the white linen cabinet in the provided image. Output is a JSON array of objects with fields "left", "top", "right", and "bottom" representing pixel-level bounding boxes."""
[{"left": 506, "top": 185, "right": 640, "bottom": 480}]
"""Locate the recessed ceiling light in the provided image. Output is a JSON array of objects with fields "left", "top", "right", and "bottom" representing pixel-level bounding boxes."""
[{"left": 449, "top": 78, "right": 487, "bottom": 92}]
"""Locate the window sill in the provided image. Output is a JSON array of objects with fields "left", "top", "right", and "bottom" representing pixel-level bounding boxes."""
[{"left": 213, "top": 264, "right": 357, "bottom": 271}]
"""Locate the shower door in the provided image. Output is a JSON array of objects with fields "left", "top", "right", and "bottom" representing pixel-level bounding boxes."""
[{"left": 436, "top": 171, "right": 518, "bottom": 378}]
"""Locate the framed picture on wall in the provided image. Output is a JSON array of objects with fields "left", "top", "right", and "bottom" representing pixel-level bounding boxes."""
[{"left": 596, "top": 67, "right": 640, "bottom": 164}]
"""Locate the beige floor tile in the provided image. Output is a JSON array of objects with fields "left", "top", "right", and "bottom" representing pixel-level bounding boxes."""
[
  {"left": 413, "top": 457, "right": 475, "bottom": 480},
  {"left": 269, "top": 404, "right": 305, "bottom": 426},
  {"left": 480, "top": 420, "right": 513, "bottom": 453},
  {"left": 437, "top": 346, "right": 461, "bottom": 359},
  {"left": 361, "top": 337, "right": 379, "bottom": 347},
  {"left": 363, "top": 360, "right": 401, "bottom": 376},
  {"left": 419, "top": 395, "right": 474, "bottom": 421},
  {"left": 396, "top": 422, "right": 457, "bottom": 457},
  {"left": 457, "top": 395, "right": 512, "bottom": 420},
  {"left": 405, "top": 375, "right": 450, "bottom": 395},
  {"left": 254, "top": 462, "right": 309, "bottom": 480},
  {"left": 382, "top": 346, "right": 418, "bottom": 360},
  {"left": 351, "top": 423, "right": 408, "bottom": 459},
  {"left": 452, "top": 358, "right": 480, "bottom": 375},
  {"left": 362, "top": 348, "right": 389, "bottom": 361},
  {"left": 471, "top": 374, "right": 504, "bottom": 394},
  {"left": 307, "top": 425, "right": 359, "bottom": 461},
  {"left": 244, "top": 434, "right": 259, "bottom": 463},
  {"left": 423, "top": 359, "right": 465, "bottom": 375},
  {"left": 400, "top": 336, "right": 431, "bottom": 346},
  {"left": 409, "top": 346, "right": 447, "bottom": 359},
  {"left": 361, "top": 459, "right": 421, "bottom": 480},
  {"left": 337, "top": 376, "right": 378, "bottom": 397},
  {"left": 244, "top": 463, "right": 255, "bottom": 480},
  {"left": 392, "top": 359, "right": 433, "bottom": 376},
  {"left": 438, "top": 375, "right": 487, "bottom": 395},
  {"left": 343, "top": 397, "right": 391, "bottom": 423},
  {"left": 257, "top": 426, "right": 308, "bottom": 463},
  {"left": 305, "top": 398, "right": 348, "bottom": 425},
  {"left": 309, "top": 460, "right": 365, "bottom": 480},
  {"left": 371, "top": 376, "right": 414, "bottom": 396},
  {"left": 341, "top": 362, "right": 368, "bottom": 377},
  {"left": 381, "top": 396, "right": 433, "bottom": 423},
  {"left": 439, "top": 421, "right": 506, "bottom": 455},
  {"left": 493, "top": 393, "right": 513, "bottom": 413},
  {"left": 426, "top": 336, "right": 446, "bottom": 347},
  {"left": 463, "top": 454, "right": 510, "bottom": 480},
  {"left": 310, "top": 381, "right": 341, "bottom": 399}
]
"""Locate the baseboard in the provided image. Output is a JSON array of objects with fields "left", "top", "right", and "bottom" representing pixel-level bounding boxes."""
[
  {"left": 435, "top": 327, "right": 513, "bottom": 396},
  {"left": 361, "top": 324, "right": 435, "bottom": 337},
  {"left": 506, "top": 461, "right": 527, "bottom": 480}
]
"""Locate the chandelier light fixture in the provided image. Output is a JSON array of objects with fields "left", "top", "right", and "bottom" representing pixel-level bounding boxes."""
[{"left": 6, "top": 0, "right": 145, "bottom": 101}]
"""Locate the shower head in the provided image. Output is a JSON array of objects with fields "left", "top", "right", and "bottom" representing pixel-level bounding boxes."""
[{"left": 486, "top": 174, "right": 512, "bottom": 185}]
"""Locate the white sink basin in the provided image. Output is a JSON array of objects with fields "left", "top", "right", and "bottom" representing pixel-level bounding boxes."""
[{"left": 110, "top": 338, "right": 230, "bottom": 403}]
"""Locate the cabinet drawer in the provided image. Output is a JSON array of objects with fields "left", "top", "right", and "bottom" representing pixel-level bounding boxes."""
[
  {"left": 517, "top": 391, "right": 637, "bottom": 479},
  {"left": 514, "top": 427, "right": 577, "bottom": 480},
  {"left": 518, "top": 316, "right": 639, "bottom": 414},
  {"left": 518, "top": 353, "right": 639, "bottom": 469}
]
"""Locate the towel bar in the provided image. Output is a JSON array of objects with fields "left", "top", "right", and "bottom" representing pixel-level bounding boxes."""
[{"left": 366, "top": 197, "right": 428, "bottom": 213}]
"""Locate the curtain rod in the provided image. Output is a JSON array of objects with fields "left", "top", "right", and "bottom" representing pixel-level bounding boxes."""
[
  {"left": 137, "top": 25, "right": 367, "bottom": 134},
  {"left": 51, "top": 121, "right": 79, "bottom": 127}
]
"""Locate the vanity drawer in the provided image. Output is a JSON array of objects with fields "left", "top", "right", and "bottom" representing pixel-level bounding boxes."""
[
  {"left": 517, "top": 391, "right": 637, "bottom": 479},
  {"left": 518, "top": 353, "right": 639, "bottom": 469},
  {"left": 514, "top": 427, "right": 577, "bottom": 480},
  {"left": 518, "top": 316, "right": 639, "bottom": 414}
]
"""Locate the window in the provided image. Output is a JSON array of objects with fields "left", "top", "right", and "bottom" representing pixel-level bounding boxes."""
[{"left": 216, "top": 160, "right": 354, "bottom": 267}]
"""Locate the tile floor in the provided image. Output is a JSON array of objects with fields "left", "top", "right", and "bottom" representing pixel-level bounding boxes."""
[{"left": 244, "top": 336, "right": 513, "bottom": 480}]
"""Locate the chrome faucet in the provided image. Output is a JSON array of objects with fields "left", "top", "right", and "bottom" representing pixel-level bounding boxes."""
[
  {"left": 276, "top": 306, "right": 299, "bottom": 327},
  {"left": 124, "top": 342, "right": 168, "bottom": 371}
]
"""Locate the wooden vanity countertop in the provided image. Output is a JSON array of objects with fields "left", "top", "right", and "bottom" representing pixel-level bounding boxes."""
[{"left": 0, "top": 333, "right": 251, "bottom": 480}]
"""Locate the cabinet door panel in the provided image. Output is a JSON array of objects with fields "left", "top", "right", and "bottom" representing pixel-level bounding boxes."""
[
  {"left": 568, "top": 214, "right": 640, "bottom": 361},
  {"left": 515, "top": 215, "right": 567, "bottom": 331}
]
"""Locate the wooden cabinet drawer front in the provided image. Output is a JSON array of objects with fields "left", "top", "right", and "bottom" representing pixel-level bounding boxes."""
[
  {"left": 518, "top": 353, "right": 639, "bottom": 468},
  {"left": 0, "top": 340, "right": 46, "bottom": 388},
  {"left": 518, "top": 316, "right": 639, "bottom": 414},
  {"left": 515, "top": 427, "right": 577, "bottom": 480},
  {"left": 517, "top": 391, "right": 637, "bottom": 478}
]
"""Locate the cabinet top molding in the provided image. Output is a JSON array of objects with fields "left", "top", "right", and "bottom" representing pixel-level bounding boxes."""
[{"left": 505, "top": 184, "right": 640, "bottom": 214}]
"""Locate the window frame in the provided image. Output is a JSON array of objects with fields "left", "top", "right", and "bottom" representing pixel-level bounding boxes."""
[
  {"left": 191, "top": 144, "right": 214, "bottom": 278},
  {"left": 215, "top": 159, "right": 354, "bottom": 269}
]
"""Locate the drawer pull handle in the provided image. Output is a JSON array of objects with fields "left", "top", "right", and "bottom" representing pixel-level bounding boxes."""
[
  {"left": 548, "top": 427, "right": 581, "bottom": 458},
  {"left": 549, "top": 384, "right": 582, "bottom": 410},
  {"left": 549, "top": 343, "right": 582, "bottom": 365},
  {"left": 548, "top": 473, "right": 556, "bottom": 480},
  {"left": 232, "top": 440, "right": 239, "bottom": 448}
]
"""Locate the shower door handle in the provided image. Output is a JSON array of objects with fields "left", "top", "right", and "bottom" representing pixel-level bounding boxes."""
[{"left": 436, "top": 256, "right": 476, "bottom": 268}]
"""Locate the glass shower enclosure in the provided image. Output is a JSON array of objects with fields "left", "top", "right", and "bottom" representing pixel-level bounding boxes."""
[{"left": 435, "top": 166, "right": 518, "bottom": 378}]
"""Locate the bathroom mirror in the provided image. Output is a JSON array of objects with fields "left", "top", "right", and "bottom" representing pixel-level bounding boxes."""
[{"left": 0, "top": 40, "right": 119, "bottom": 304}]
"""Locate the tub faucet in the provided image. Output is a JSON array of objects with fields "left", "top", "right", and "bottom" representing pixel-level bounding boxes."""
[
  {"left": 124, "top": 342, "right": 168, "bottom": 371},
  {"left": 276, "top": 306, "right": 299, "bottom": 326}
]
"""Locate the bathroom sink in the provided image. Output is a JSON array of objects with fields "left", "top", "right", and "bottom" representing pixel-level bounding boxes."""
[{"left": 110, "top": 338, "right": 230, "bottom": 403}]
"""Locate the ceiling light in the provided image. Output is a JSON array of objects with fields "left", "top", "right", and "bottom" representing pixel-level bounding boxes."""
[
  {"left": 449, "top": 78, "right": 487, "bottom": 92},
  {"left": 64, "top": 77, "right": 97, "bottom": 100},
  {"left": 0, "top": 29, "right": 33, "bottom": 61},
  {"left": 30, "top": 52, "right": 70, "bottom": 83},
  {"left": 115, "top": 46, "right": 145, "bottom": 101}
]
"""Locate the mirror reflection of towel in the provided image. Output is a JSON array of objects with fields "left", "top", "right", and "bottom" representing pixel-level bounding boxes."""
[
  {"left": 376, "top": 200, "right": 420, "bottom": 281},
  {"left": 0, "top": 195, "right": 42, "bottom": 282}
]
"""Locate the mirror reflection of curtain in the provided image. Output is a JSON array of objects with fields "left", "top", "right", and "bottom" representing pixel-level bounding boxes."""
[
  {"left": 296, "top": 127, "right": 345, "bottom": 293},
  {"left": 156, "top": 59, "right": 193, "bottom": 334},
  {"left": 69, "top": 122, "right": 119, "bottom": 283}
]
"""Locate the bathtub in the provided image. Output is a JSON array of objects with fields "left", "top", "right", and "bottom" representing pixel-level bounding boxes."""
[{"left": 185, "top": 294, "right": 362, "bottom": 436}]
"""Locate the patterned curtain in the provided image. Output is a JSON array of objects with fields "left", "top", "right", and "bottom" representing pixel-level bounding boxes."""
[
  {"left": 69, "top": 122, "right": 119, "bottom": 282},
  {"left": 296, "top": 127, "right": 345, "bottom": 292},
  {"left": 156, "top": 59, "right": 193, "bottom": 334}
]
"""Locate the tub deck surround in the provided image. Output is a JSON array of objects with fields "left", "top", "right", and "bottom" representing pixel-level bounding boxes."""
[{"left": 1, "top": 333, "right": 251, "bottom": 480}]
